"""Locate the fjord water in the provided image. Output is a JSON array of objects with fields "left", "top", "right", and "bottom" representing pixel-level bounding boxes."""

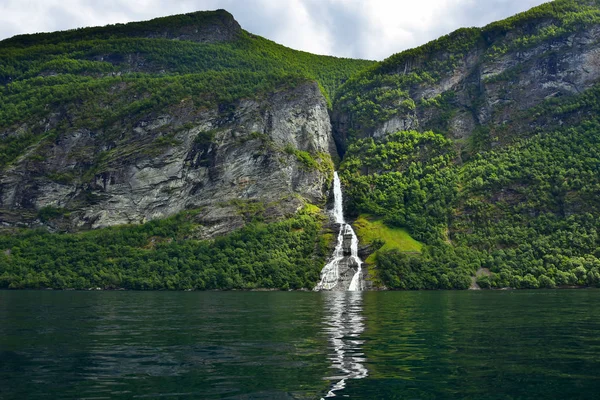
[{"left": 2, "top": 290, "right": 600, "bottom": 399}]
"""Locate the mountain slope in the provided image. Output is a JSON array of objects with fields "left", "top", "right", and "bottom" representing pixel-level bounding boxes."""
[
  {"left": 0, "top": 10, "right": 373, "bottom": 290},
  {"left": 0, "top": 10, "right": 373, "bottom": 232},
  {"left": 2, "top": 2, "right": 600, "bottom": 291},
  {"left": 334, "top": 0, "right": 600, "bottom": 289},
  {"left": 333, "top": 0, "right": 600, "bottom": 148}
]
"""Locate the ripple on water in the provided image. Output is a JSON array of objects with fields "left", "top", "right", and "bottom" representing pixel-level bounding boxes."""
[{"left": 1, "top": 290, "right": 600, "bottom": 399}]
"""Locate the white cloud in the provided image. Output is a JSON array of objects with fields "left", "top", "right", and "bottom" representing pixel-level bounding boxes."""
[
  {"left": 234, "top": 0, "right": 335, "bottom": 56},
  {"left": 0, "top": 0, "right": 550, "bottom": 60},
  {"left": 330, "top": 0, "right": 549, "bottom": 59}
]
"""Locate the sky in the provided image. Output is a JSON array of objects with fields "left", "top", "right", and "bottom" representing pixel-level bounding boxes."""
[{"left": 0, "top": 0, "right": 550, "bottom": 60}]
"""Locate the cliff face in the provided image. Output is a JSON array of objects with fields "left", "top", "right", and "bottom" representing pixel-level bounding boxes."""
[
  {"left": 332, "top": 5, "right": 600, "bottom": 152},
  {"left": 0, "top": 81, "right": 335, "bottom": 236},
  {"left": 0, "top": 8, "right": 376, "bottom": 237}
]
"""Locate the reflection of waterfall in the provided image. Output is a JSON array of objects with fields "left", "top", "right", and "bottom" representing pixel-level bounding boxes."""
[
  {"left": 315, "top": 172, "right": 364, "bottom": 291},
  {"left": 321, "top": 291, "right": 368, "bottom": 398}
]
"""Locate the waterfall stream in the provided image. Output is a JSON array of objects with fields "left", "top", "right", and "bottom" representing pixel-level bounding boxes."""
[{"left": 315, "top": 172, "right": 364, "bottom": 292}]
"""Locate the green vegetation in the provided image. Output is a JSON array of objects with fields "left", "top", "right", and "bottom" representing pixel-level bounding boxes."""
[
  {"left": 0, "top": 9, "right": 239, "bottom": 47},
  {"left": 453, "top": 120, "right": 600, "bottom": 289},
  {"left": 337, "top": 130, "right": 482, "bottom": 290},
  {"left": 284, "top": 145, "right": 319, "bottom": 169},
  {"left": 340, "top": 130, "right": 457, "bottom": 243},
  {"left": 2, "top": 2, "right": 600, "bottom": 291},
  {"left": 0, "top": 207, "right": 328, "bottom": 290},
  {"left": 324, "top": 0, "right": 600, "bottom": 290},
  {"left": 37, "top": 206, "right": 68, "bottom": 222},
  {"left": 284, "top": 145, "right": 334, "bottom": 176},
  {"left": 376, "top": 247, "right": 477, "bottom": 290},
  {"left": 339, "top": 82, "right": 600, "bottom": 289},
  {"left": 0, "top": 9, "right": 370, "bottom": 291},
  {"left": 353, "top": 215, "right": 423, "bottom": 287},
  {"left": 354, "top": 215, "right": 423, "bottom": 264}
]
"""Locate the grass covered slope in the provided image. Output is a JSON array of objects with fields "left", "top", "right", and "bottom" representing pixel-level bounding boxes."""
[{"left": 354, "top": 216, "right": 423, "bottom": 260}]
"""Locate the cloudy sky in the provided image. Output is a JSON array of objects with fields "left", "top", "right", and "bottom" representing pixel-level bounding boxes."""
[{"left": 0, "top": 0, "right": 549, "bottom": 60}]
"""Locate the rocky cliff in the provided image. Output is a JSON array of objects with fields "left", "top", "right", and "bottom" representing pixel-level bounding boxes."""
[
  {"left": 333, "top": 0, "right": 600, "bottom": 153},
  {"left": 0, "top": 81, "right": 335, "bottom": 236},
  {"left": 0, "top": 10, "right": 374, "bottom": 237}
]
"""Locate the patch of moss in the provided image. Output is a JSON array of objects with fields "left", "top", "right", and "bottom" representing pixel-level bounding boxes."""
[
  {"left": 302, "top": 203, "right": 322, "bottom": 215},
  {"left": 228, "top": 199, "right": 267, "bottom": 222},
  {"left": 46, "top": 171, "right": 77, "bottom": 184},
  {"left": 194, "top": 129, "right": 217, "bottom": 145},
  {"left": 284, "top": 145, "right": 334, "bottom": 176},
  {"left": 37, "top": 206, "right": 68, "bottom": 222}
]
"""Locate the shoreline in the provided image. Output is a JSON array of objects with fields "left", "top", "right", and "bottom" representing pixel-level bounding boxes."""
[{"left": 1, "top": 286, "right": 596, "bottom": 292}]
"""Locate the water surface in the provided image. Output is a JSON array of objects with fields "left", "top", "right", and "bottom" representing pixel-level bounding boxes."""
[{"left": 1, "top": 290, "right": 599, "bottom": 399}]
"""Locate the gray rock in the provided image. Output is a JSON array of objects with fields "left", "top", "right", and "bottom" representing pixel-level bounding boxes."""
[
  {"left": 333, "top": 24, "right": 600, "bottom": 145},
  {"left": 0, "top": 81, "right": 335, "bottom": 237}
]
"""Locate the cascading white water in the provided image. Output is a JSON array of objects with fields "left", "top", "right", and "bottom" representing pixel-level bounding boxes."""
[
  {"left": 331, "top": 172, "right": 344, "bottom": 225},
  {"left": 347, "top": 224, "right": 363, "bottom": 291},
  {"left": 315, "top": 172, "right": 363, "bottom": 291},
  {"left": 316, "top": 228, "right": 344, "bottom": 290}
]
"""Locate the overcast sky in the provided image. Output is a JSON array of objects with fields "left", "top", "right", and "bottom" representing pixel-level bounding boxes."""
[{"left": 0, "top": 0, "right": 550, "bottom": 60}]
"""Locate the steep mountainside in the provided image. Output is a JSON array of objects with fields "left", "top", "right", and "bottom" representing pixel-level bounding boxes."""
[
  {"left": 0, "top": 9, "right": 372, "bottom": 233},
  {"left": 0, "top": 10, "right": 373, "bottom": 290},
  {"left": 334, "top": 0, "right": 600, "bottom": 149},
  {"left": 2, "top": 80, "right": 334, "bottom": 235},
  {"left": 1, "top": 1, "right": 600, "bottom": 291},
  {"left": 335, "top": 0, "right": 600, "bottom": 289}
]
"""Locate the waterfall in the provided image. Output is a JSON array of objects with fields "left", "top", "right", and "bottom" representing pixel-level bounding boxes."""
[
  {"left": 331, "top": 172, "right": 344, "bottom": 224},
  {"left": 347, "top": 224, "right": 362, "bottom": 291},
  {"left": 315, "top": 172, "right": 364, "bottom": 291}
]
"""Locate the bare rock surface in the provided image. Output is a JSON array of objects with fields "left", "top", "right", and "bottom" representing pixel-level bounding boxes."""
[
  {"left": 333, "top": 24, "right": 600, "bottom": 147},
  {"left": 0, "top": 82, "right": 335, "bottom": 237}
]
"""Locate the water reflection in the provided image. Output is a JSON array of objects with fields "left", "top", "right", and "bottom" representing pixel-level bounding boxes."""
[{"left": 321, "top": 291, "right": 368, "bottom": 398}]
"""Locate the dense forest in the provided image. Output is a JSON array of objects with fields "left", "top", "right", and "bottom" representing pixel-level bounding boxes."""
[
  {"left": 335, "top": 0, "right": 600, "bottom": 289},
  {"left": 2, "top": 1, "right": 600, "bottom": 290},
  {"left": 340, "top": 93, "right": 600, "bottom": 289},
  {"left": 0, "top": 206, "right": 329, "bottom": 290}
]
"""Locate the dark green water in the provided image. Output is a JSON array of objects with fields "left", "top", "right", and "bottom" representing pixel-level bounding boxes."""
[{"left": 1, "top": 290, "right": 599, "bottom": 399}]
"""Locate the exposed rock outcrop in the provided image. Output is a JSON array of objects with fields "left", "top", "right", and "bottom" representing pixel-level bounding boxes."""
[
  {"left": 333, "top": 22, "right": 600, "bottom": 148},
  {"left": 0, "top": 81, "right": 335, "bottom": 236}
]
